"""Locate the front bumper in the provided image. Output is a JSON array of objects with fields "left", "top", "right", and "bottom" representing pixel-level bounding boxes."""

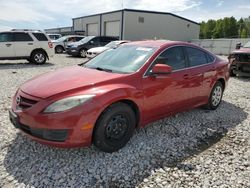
[
  {"left": 9, "top": 90, "right": 100, "bottom": 148},
  {"left": 66, "top": 48, "right": 79, "bottom": 56},
  {"left": 231, "top": 61, "right": 250, "bottom": 76}
]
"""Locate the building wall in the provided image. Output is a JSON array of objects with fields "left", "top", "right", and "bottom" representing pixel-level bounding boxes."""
[
  {"left": 101, "top": 12, "right": 122, "bottom": 37},
  {"left": 45, "top": 27, "right": 73, "bottom": 35},
  {"left": 73, "top": 15, "right": 100, "bottom": 35},
  {"left": 123, "top": 11, "right": 200, "bottom": 41},
  {"left": 73, "top": 18, "right": 83, "bottom": 31}
]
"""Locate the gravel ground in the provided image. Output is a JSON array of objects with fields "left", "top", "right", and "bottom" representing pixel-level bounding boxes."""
[{"left": 0, "top": 54, "right": 249, "bottom": 188}]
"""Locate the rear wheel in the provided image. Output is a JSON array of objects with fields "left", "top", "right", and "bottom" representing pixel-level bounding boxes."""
[
  {"left": 30, "top": 50, "right": 46, "bottom": 64},
  {"left": 55, "top": 46, "right": 64, "bottom": 54},
  {"left": 204, "top": 81, "right": 223, "bottom": 110},
  {"left": 93, "top": 102, "right": 136, "bottom": 153}
]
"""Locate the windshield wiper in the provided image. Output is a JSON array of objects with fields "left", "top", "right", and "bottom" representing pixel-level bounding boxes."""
[{"left": 87, "top": 66, "right": 113, "bottom": 72}]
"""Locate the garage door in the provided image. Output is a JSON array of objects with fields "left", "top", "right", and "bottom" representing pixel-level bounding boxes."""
[
  {"left": 87, "top": 23, "right": 98, "bottom": 36},
  {"left": 105, "top": 21, "right": 120, "bottom": 37}
]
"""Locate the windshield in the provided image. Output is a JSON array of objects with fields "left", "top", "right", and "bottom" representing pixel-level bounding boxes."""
[
  {"left": 243, "top": 41, "right": 250, "bottom": 48},
  {"left": 56, "top": 36, "right": 67, "bottom": 42},
  {"left": 84, "top": 45, "right": 157, "bottom": 74},
  {"left": 105, "top": 41, "right": 120, "bottom": 48},
  {"left": 79, "top": 36, "right": 95, "bottom": 43}
]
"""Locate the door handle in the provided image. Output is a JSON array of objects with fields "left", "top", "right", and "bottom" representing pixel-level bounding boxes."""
[
  {"left": 5, "top": 44, "right": 12, "bottom": 47},
  {"left": 183, "top": 74, "right": 189, "bottom": 79},
  {"left": 28, "top": 43, "right": 33, "bottom": 45}
]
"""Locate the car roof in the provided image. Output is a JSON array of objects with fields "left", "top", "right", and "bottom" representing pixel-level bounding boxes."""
[
  {"left": 125, "top": 40, "right": 187, "bottom": 48},
  {"left": 125, "top": 40, "right": 204, "bottom": 49}
]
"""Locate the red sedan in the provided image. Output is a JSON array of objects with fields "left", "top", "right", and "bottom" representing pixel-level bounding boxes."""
[{"left": 9, "top": 41, "right": 229, "bottom": 152}]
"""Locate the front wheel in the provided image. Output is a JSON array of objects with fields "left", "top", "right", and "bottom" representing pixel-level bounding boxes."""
[
  {"left": 93, "top": 103, "right": 136, "bottom": 153},
  {"left": 31, "top": 51, "right": 46, "bottom": 64},
  {"left": 79, "top": 49, "right": 87, "bottom": 58},
  {"left": 204, "top": 81, "right": 224, "bottom": 110}
]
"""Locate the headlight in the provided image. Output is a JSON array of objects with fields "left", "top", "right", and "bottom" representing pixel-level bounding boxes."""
[{"left": 43, "top": 95, "right": 95, "bottom": 113}]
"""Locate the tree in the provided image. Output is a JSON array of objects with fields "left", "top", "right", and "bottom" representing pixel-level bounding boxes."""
[
  {"left": 241, "top": 28, "right": 248, "bottom": 38},
  {"left": 204, "top": 19, "right": 216, "bottom": 38},
  {"left": 212, "top": 19, "right": 223, "bottom": 38}
]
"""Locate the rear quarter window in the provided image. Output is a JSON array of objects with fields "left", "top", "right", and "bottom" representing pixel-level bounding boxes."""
[
  {"left": 186, "top": 47, "right": 208, "bottom": 67},
  {"left": 32, "top": 33, "right": 48, "bottom": 41}
]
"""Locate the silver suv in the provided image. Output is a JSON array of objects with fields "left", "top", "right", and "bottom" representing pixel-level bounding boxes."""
[
  {"left": 53, "top": 35, "right": 85, "bottom": 54},
  {"left": 0, "top": 29, "right": 54, "bottom": 64}
]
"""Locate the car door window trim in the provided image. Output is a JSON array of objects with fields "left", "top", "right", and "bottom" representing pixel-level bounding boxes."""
[{"left": 143, "top": 45, "right": 216, "bottom": 78}]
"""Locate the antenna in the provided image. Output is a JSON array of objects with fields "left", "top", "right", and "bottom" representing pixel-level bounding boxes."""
[{"left": 122, "top": 0, "right": 124, "bottom": 9}]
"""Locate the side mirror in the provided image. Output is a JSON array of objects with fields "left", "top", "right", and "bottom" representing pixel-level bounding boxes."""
[
  {"left": 151, "top": 64, "right": 172, "bottom": 75},
  {"left": 90, "top": 41, "right": 94, "bottom": 44},
  {"left": 236, "top": 43, "right": 242, "bottom": 49}
]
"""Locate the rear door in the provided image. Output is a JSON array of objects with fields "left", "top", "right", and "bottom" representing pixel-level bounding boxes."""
[
  {"left": 184, "top": 46, "right": 216, "bottom": 104},
  {"left": 0, "top": 32, "right": 15, "bottom": 58},
  {"left": 14, "top": 32, "right": 34, "bottom": 57},
  {"left": 89, "top": 37, "right": 101, "bottom": 48}
]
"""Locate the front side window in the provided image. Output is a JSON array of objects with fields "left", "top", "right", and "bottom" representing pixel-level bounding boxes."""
[
  {"left": 14, "top": 33, "right": 33, "bottom": 41},
  {"left": 84, "top": 45, "right": 157, "bottom": 74},
  {"left": 186, "top": 47, "right": 208, "bottom": 67},
  {"left": 157, "top": 47, "right": 186, "bottom": 70},
  {"left": 0, "top": 33, "right": 13, "bottom": 42}
]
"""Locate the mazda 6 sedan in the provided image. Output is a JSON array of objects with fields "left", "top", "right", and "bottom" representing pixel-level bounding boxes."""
[{"left": 9, "top": 41, "right": 230, "bottom": 152}]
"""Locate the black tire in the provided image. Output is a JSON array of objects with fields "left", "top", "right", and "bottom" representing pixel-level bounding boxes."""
[
  {"left": 93, "top": 102, "right": 136, "bottom": 153},
  {"left": 79, "top": 49, "right": 87, "bottom": 58},
  {"left": 55, "top": 46, "right": 64, "bottom": 54},
  {"left": 229, "top": 65, "right": 236, "bottom": 77},
  {"left": 204, "top": 81, "right": 224, "bottom": 110},
  {"left": 30, "top": 50, "right": 46, "bottom": 64}
]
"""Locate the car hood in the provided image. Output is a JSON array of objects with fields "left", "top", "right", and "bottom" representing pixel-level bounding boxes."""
[
  {"left": 232, "top": 48, "right": 250, "bottom": 54},
  {"left": 20, "top": 66, "right": 125, "bottom": 99},
  {"left": 88, "top": 47, "right": 109, "bottom": 53}
]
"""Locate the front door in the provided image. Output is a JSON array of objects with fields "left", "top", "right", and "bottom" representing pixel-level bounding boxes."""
[
  {"left": 0, "top": 32, "right": 15, "bottom": 58},
  {"left": 142, "top": 46, "right": 190, "bottom": 122}
]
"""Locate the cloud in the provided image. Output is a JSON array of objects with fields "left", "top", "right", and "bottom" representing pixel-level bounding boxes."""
[
  {"left": 0, "top": 25, "right": 13, "bottom": 31},
  {"left": 0, "top": 1, "right": 54, "bottom": 23},
  {"left": 128, "top": 0, "right": 202, "bottom": 12},
  {"left": 216, "top": 0, "right": 224, "bottom": 7}
]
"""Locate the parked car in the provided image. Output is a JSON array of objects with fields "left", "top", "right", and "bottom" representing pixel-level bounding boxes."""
[
  {"left": 0, "top": 29, "right": 53, "bottom": 64},
  {"left": 47, "top": 34, "right": 62, "bottom": 41},
  {"left": 228, "top": 41, "right": 250, "bottom": 77},
  {"left": 9, "top": 40, "right": 229, "bottom": 152},
  {"left": 66, "top": 36, "right": 119, "bottom": 57},
  {"left": 53, "top": 35, "right": 85, "bottom": 54},
  {"left": 86, "top": 40, "right": 129, "bottom": 58}
]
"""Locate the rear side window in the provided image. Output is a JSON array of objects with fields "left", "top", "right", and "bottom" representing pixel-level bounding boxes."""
[
  {"left": 0, "top": 33, "right": 13, "bottom": 42},
  {"left": 159, "top": 47, "right": 186, "bottom": 71},
  {"left": 14, "top": 33, "right": 33, "bottom": 41},
  {"left": 32, "top": 33, "right": 48, "bottom": 41},
  {"left": 186, "top": 47, "right": 208, "bottom": 67}
]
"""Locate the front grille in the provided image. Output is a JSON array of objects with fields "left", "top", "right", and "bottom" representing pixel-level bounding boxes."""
[
  {"left": 20, "top": 124, "right": 68, "bottom": 142},
  {"left": 17, "top": 95, "right": 38, "bottom": 110}
]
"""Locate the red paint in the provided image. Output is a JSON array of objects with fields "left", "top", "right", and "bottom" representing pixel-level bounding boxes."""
[{"left": 11, "top": 41, "right": 229, "bottom": 148}]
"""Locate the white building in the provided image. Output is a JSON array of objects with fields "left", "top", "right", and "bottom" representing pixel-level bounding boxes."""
[{"left": 72, "top": 9, "right": 200, "bottom": 41}]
